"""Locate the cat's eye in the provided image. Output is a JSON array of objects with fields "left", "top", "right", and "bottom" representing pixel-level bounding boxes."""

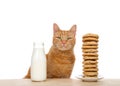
[
  {"left": 67, "top": 37, "right": 72, "bottom": 40},
  {"left": 56, "top": 37, "right": 61, "bottom": 39}
]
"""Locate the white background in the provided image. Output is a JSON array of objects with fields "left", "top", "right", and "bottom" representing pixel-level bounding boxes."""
[{"left": 0, "top": 0, "right": 120, "bottom": 79}]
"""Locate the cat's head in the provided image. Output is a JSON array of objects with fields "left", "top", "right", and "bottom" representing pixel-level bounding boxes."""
[{"left": 53, "top": 23, "right": 76, "bottom": 51}]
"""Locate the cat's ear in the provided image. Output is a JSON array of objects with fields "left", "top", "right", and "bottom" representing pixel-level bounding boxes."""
[
  {"left": 70, "top": 25, "right": 76, "bottom": 36},
  {"left": 53, "top": 23, "right": 60, "bottom": 34}
]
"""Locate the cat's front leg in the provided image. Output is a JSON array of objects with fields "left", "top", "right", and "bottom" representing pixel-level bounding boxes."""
[{"left": 24, "top": 68, "right": 31, "bottom": 78}]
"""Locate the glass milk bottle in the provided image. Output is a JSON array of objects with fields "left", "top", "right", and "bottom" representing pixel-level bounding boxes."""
[{"left": 31, "top": 42, "right": 47, "bottom": 81}]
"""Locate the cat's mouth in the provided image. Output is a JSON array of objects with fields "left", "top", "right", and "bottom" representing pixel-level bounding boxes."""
[
  {"left": 62, "top": 44, "right": 66, "bottom": 48},
  {"left": 58, "top": 44, "right": 72, "bottom": 51}
]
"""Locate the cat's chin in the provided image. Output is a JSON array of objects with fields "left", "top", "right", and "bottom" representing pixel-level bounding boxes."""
[{"left": 58, "top": 47, "right": 71, "bottom": 51}]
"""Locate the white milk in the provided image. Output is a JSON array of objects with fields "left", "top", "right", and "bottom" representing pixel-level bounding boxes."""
[{"left": 31, "top": 42, "right": 47, "bottom": 81}]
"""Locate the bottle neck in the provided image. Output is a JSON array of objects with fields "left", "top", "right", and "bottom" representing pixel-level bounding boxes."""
[{"left": 33, "top": 42, "right": 44, "bottom": 48}]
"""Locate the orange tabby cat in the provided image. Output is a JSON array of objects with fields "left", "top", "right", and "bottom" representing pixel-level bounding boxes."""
[{"left": 24, "top": 23, "right": 76, "bottom": 78}]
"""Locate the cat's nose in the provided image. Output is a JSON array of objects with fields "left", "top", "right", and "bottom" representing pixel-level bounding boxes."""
[{"left": 62, "top": 40, "right": 66, "bottom": 44}]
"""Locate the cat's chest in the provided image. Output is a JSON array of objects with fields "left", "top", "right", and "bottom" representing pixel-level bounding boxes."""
[
  {"left": 47, "top": 55, "right": 75, "bottom": 74},
  {"left": 50, "top": 55, "right": 74, "bottom": 64},
  {"left": 48, "top": 61, "right": 73, "bottom": 73},
  {"left": 48, "top": 52, "right": 74, "bottom": 63},
  {"left": 47, "top": 50, "right": 75, "bottom": 78}
]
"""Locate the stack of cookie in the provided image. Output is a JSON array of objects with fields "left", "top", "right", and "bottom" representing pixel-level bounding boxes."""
[{"left": 82, "top": 33, "right": 99, "bottom": 79}]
